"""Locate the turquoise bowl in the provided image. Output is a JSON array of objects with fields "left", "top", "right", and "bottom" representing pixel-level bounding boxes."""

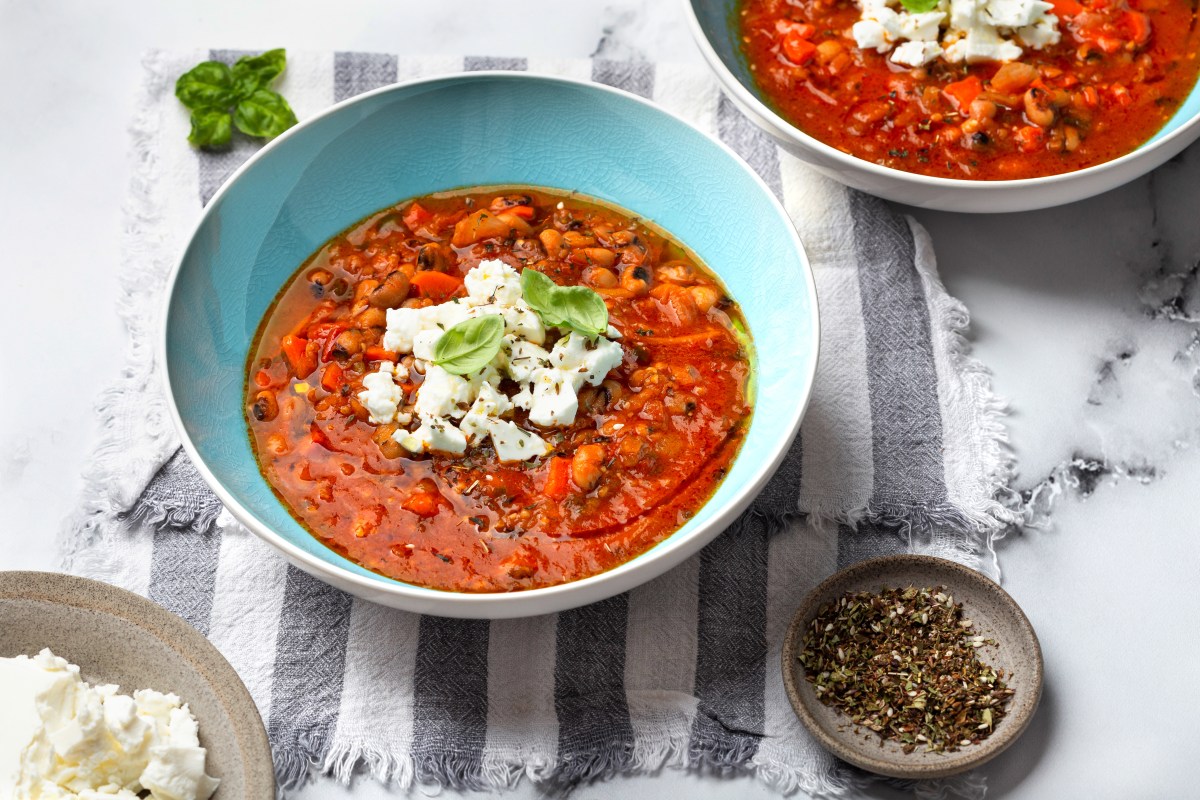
[
  {"left": 164, "top": 72, "right": 819, "bottom": 618},
  {"left": 685, "top": 0, "right": 1200, "bottom": 212}
]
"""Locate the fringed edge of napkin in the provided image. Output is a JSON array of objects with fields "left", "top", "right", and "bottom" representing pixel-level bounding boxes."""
[{"left": 59, "top": 50, "right": 187, "bottom": 577}]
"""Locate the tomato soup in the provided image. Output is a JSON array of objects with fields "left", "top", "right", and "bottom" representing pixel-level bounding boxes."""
[
  {"left": 245, "top": 187, "right": 753, "bottom": 592},
  {"left": 740, "top": 0, "right": 1200, "bottom": 179}
]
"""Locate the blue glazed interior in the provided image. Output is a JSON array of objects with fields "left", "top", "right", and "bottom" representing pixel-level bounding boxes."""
[
  {"left": 691, "top": 0, "right": 1200, "bottom": 147},
  {"left": 167, "top": 74, "right": 817, "bottom": 592}
]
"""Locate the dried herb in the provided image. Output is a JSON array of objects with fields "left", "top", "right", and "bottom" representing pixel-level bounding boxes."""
[{"left": 799, "top": 585, "right": 1014, "bottom": 753}]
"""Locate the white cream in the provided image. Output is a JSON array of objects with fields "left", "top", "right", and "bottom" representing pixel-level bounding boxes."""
[
  {"left": 381, "top": 260, "right": 624, "bottom": 461},
  {"left": 0, "top": 649, "right": 219, "bottom": 800}
]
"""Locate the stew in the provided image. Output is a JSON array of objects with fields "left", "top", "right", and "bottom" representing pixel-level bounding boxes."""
[
  {"left": 245, "top": 187, "right": 753, "bottom": 592},
  {"left": 740, "top": 0, "right": 1200, "bottom": 179}
]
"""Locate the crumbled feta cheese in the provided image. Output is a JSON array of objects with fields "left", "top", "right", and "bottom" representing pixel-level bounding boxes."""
[
  {"left": 891, "top": 40, "right": 944, "bottom": 66},
  {"left": 414, "top": 365, "right": 476, "bottom": 419},
  {"left": 397, "top": 414, "right": 468, "bottom": 455},
  {"left": 357, "top": 362, "right": 405, "bottom": 424},
  {"left": 378, "top": 262, "right": 624, "bottom": 462},
  {"left": 853, "top": 18, "right": 890, "bottom": 50},
  {"left": 853, "top": 0, "right": 1058, "bottom": 65},
  {"left": 465, "top": 259, "right": 523, "bottom": 306},
  {"left": 0, "top": 649, "right": 219, "bottom": 800}
]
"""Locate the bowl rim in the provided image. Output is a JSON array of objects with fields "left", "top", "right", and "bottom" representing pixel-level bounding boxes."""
[
  {"left": 161, "top": 69, "right": 821, "bottom": 616},
  {"left": 780, "top": 554, "right": 1044, "bottom": 779},
  {"left": 682, "top": 0, "right": 1200, "bottom": 190},
  {"left": 0, "top": 570, "right": 275, "bottom": 798}
]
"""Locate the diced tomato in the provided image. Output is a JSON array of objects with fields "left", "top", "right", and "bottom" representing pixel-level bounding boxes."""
[
  {"left": 402, "top": 489, "right": 443, "bottom": 518},
  {"left": 775, "top": 19, "right": 816, "bottom": 38},
  {"left": 320, "top": 363, "right": 344, "bottom": 393},
  {"left": 253, "top": 369, "right": 273, "bottom": 388},
  {"left": 1048, "top": 0, "right": 1084, "bottom": 15},
  {"left": 544, "top": 456, "right": 573, "bottom": 501},
  {"left": 364, "top": 345, "right": 399, "bottom": 362},
  {"left": 281, "top": 334, "right": 318, "bottom": 379},
  {"left": 402, "top": 202, "right": 432, "bottom": 231},
  {"left": 411, "top": 270, "right": 464, "bottom": 301},
  {"left": 782, "top": 31, "right": 817, "bottom": 65},
  {"left": 1120, "top": 11, "right": 1151, "bottom": 45},
  {"left": 942, "top": 76, "right": 983, "bottom": 111},
  {"left": 308, "top": 321, "right": 350, "bottom": 361},
  {"left": 508, "top": 205, "right": 536, "bottom": 220},
  {"left": 309, "top": 422, "right": 337, "bottom": 451},
  {"left": 1014, "top": 125, "right": 1046, "bottom": 153}
]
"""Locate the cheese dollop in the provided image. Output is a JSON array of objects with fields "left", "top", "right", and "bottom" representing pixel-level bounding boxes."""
[
  {"left": 365, "top": 260, "right": 624, "bottom": 461},
  {"left": 0, "top": 649, "right": 219, "bottom": 800},
  {"left": 852, "top": 0, "right": 1060, "bottom": 67}
]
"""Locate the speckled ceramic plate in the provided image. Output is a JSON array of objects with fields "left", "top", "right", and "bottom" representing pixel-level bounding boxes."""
[
  {"left": 782, "top": 555, "right": 1043, "bottom": 780},
  {"left": 0, "top": 571, "right": 274, "bottom": 799}
]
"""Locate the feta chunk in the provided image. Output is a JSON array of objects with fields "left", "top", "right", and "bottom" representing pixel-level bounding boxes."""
[
  {"left": 357, "top": 363, "right": 405, "bottom": 424},
  {"left": 897, "top": 10, "right": 947, "bottom": 40},
  {"left": 465, "top": 258, "right": 523, "bottom": 306},
  {"left": 891, "top": 40, "right": 944, "bottom": 66},
  {"left": 488, "top": 419, "right": 552, "bottom": 462},
  {"left": 396, "top": 414, "right": 468, "bottom": 455},
  {"left": 1016, "top": 15, "right": 1060, "bottom": 47},
  {"left": 414, "top": 365, "right": 476, "bottom": 419},
  {"left": 983, "top": 0, "right": 1050, "bottom": 28},
  {"left": 853, "top": 19, "right": 890, "bottom": 50}
]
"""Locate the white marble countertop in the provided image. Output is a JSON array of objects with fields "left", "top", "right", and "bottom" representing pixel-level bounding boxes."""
[{"left": 3, "top": 1, "right": 1198, "bottom": 798}]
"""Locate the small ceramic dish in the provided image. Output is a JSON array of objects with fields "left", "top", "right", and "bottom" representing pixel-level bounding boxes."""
[
  {"left": 0, "top": 571, "right": 274, "bottom": 799},
  {"left": 781, "top": 555, "right": 1042, "bottom": 779},
  {"left": 684, "top": 0, "right": 1200, "bottom": 212},
  {"left": 164, "top": 71, "right": 819, "bottom": 618}
]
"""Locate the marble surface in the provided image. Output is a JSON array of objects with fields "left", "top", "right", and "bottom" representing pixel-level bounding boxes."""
[{"left": 3, "top": 1, "right": 1199, "bottom": 797}]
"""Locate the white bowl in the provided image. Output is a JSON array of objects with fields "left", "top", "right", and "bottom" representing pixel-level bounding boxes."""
[{"left": 684, "top": 0, "right": 1200, "bottom": 212}]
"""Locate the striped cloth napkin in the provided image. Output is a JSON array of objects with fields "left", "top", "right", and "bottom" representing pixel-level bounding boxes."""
[{"left": 61, "top": 51, "right": 1015, "bottom": 799}]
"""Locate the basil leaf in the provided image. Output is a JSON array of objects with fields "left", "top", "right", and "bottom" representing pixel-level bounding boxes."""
[
  {"left": 175, "top": 61, "right": 236, "bottom": 110},
  {"left": 899, "top": 0, "right": 940, "bottom": 12},
  {"left": 187, "top": 109, "right": 232, "bottom": 150},
  {"left": 433, "top": 315, "right": 505, "bottom": 375},
  {"left": 233, "top": 89, "right": 298, "bottom": 139},
  {"left": 520, "top": 269, "right": 609, "bottom": 337},
  {"left": 231, "top": 48, "right": 287, "bottom": 100}
]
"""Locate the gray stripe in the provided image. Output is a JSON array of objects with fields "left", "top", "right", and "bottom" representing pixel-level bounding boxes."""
[
  {"left": 267, "top": 566, "right": 354, "bottom": 789},
  {"left": 688, "top": 513, "right": 770, "bottom": 769},
  {"left": 717, "top": 93, "right": 783, "bottom": 199},
  {"left": 685, "top": 89, "right": 791, "bottom": 769},
  {"left": 837, "top": 521, "right": 907, "bottom": 570},
  {"left": 197, "top": 49, "right": 261, "bottom": 206},
  {"left": 125, "top": 447, "right": 222, "bottom": 533},
  {"left": 591, "top": 59, "right": 655, "bottom": 98},
  {"left": 551, "top": 593, "right": 634, "bottom": 785},
  {"left": 849, "top": 193, "right": 948, "bottom": 508},
  {"left": 147, "top": 527, "right": 220, "bottom": 635},
  {"left": 410, "top": 617, "right": 490, "bottom": 788},
  {"left": 334, "top": 52, "right": 397, "bottom": 102},
  {"left": 138, "top": 450, "right": 222, "bottom": 635},
  {"left": 464, "top": 56, "right": 528, "bottom": 71}
]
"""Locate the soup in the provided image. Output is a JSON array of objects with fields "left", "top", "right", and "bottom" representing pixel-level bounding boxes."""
[
  {"left": 739, "top": 0, "right": 1200, "bottom": 179},
  {"left": 245, "top": 187, "right": 753, "bottom": 592}
]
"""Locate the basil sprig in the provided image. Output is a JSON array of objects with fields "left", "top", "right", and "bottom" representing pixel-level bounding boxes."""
[
  {"left": 432, "top": 315, "right": 505, "bottom": 375},
  {"left": 175, "top": 49, "right": 297, "bottom": 150},
  {"left": 898, "top": 0, "right": 940, "bottom": 12},
  {"left": 520, "top": 269, "right": 609, "bottom": 338}
]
